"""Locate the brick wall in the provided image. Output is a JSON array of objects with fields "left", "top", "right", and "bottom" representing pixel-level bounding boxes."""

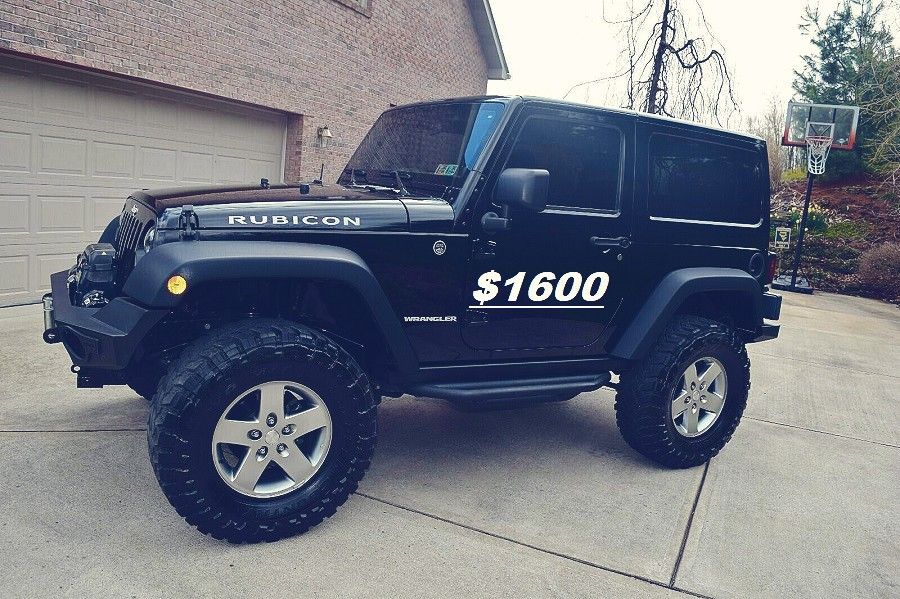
[{"left": 0, "top": 0, "right": 490, "bottom": 181}]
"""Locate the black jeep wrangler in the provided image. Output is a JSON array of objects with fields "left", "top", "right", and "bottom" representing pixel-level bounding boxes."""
[{"left": 43, "top": 96, "right": 781, "bottom": 542}]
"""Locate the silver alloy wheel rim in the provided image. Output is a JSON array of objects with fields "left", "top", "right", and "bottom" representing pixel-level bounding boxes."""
[
  {"left": 671, "top": 357, "right": 727, "bottom": 438},
  {"left": 211, "top": 381, "right": 333, "bottom": 498}
]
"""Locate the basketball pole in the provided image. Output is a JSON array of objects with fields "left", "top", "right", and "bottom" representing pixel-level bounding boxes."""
[
  {"left": 789, "top": 173, "right": 815, "bottom": 289},
  {"left": 773, "top": 170, "right": 815, "bottom": 293}
]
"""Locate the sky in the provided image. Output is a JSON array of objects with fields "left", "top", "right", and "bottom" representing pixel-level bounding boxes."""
[{"left": 486, "top": 0, "right": 899, "bottom": 125}]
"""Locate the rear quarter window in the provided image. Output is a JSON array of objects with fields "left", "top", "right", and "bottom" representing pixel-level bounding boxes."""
[{"left": 648, "top": 133, "right": 764, "bottom": 225}]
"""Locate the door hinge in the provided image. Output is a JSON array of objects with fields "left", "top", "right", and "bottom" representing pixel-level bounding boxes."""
[{"left": 178, "top": 204, "right": 200, "bottom": 240}]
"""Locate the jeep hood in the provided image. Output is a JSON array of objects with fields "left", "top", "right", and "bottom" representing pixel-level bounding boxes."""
[{"left": 150, "top": 184, "right": 453, "bottom": 233}]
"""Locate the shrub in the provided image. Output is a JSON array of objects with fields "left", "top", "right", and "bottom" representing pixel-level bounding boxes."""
[
  {"left": 825, "top": 219, "right": 868, "bottom": 240},
  {"left": 857, "top": 242, "right": 900, "bottom": 302}
]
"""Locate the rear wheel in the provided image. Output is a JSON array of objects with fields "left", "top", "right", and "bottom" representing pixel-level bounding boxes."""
[
  {"left": 615, "top": 315, "right": 749, "bottom": 468},
  {"left": 148, "top": 318, "right": 377, "bottom": 542}
]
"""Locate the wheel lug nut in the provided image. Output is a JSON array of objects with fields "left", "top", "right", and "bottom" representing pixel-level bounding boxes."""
[
  {"left": 282, "top": 425, "right": 294, "bottom": 435},
  {"left": 266, "top": 413, "right": 277, "bottom": 427},
  {"left": 257, "top": 446, "right": 268, "bottom": 457},
  {"left": 248, "top": 429, "right": 262, "bottom": 440},
  {"left": 276, "top": 443, "right": 287, "bottom": 452}
]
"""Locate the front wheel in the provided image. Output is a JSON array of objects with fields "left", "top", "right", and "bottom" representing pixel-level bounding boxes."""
[
  {"left": 148, "top": 318, "right": 377, "bottom": 543},
  {"left": 615, "top": 315, "right": 750, "bottom": 468}
]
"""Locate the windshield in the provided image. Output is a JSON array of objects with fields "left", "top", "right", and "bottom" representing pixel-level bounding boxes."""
[{"left": 338, "top": 101, "right": 506, "bottom": 202}]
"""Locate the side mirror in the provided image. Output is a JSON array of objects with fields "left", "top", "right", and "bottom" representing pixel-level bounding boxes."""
[{"left": 495, "top": 168, "right": 549, "bottom": 212}]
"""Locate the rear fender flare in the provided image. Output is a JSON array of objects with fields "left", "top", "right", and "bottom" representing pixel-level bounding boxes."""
[
  {"left": 123, "top": 240, "right": 418, "bottom": 374},
  {"left": 611, "top": 267, "right": 762, "bottom": 361}
]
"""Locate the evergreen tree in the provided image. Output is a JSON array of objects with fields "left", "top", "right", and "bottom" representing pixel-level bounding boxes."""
[{"left": 793, "top": 0, "right": 897, "bottom": 179}]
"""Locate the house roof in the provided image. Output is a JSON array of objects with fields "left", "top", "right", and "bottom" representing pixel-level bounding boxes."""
[{"left": 467, "top": 0, "right": 509, "bottom": 80}]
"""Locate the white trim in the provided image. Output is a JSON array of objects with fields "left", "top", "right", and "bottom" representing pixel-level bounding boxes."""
[
  {"left": 649, "top": 216, "right": 763, "bottom": 228},
  {"left": 467, "top": 0, "right": 510, "bottom": 80}
]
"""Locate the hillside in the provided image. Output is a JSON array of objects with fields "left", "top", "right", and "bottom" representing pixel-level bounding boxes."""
[{"left": 770, "top": 174, "right": 900, "bottom": 304}]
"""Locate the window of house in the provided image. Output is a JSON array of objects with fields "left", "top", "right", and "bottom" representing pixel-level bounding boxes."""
[
  {"left": 504, "top": 116, "right": 623, "bottom": 212},
  {"left": 648, "top": 134, "right": 764, "bottom": 225}
]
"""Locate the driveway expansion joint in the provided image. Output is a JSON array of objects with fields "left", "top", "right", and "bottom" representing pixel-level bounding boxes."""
[
  {"left": 743, "top": 417, "right": 899, "bottom": 449},
  {"left": 355, "top": 491, "right": 715, "bottom": 599},
  {"left": 669, "top": 461, "right": 710, "bottom": 587}
]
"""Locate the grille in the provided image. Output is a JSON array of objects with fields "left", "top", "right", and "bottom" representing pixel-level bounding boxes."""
[
  {"left": 114, "top": 198, "right": 155, "bottom": 284},
  {"left": 115, "top": 205, "right": 143, "bottom": 259}
]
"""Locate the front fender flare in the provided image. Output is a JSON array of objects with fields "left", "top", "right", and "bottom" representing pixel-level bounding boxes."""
[
  {"left": 611, "top": 267, "right": 763, "bottom": 361},
  {"left": 123, "top": 240, "right": 418, "bottom": 373}
]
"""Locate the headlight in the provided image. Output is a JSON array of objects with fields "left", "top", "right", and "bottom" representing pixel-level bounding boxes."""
[{"left": 143, "top": 226, "right": 157, "bottom": 252}]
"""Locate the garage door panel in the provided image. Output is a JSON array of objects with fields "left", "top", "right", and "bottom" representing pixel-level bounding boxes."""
[
  {"left": 92, "top": 197, "right": 126, "bottom": 232},
  {"left": 0, "top": 196, "right": 29, "bottom": 233},
  {"left": 138, "top": 147, "right": 178, "bottom": 181},
  {"left": 0, "top": 55, "right": 288, "bottom": 306},
  {"left": 38, "top": 195, "right": 86, "bottom": 232},
  {"left": 0, "top": 255, "right": 29, "bottom": 296},
  {"left": 39, "top": 76, "right": 90, "bottom": 116},
  {"left": 38, "top": 136, "right": 88, "bottom": 175},
  {"left": 0, "top": 68, "right": 32, "bottom": 109},
  {"left": 97, "top": 88, "right": 138, "bottom": 124},
  {"left": 180, "top": 151, "right": 215, "bottom": 183},
  {"left": 93, "top": 141, "right": 136, "bottom": 178},
  {"left": 0, "top": 130, "right": 31, "bottom": 172}
]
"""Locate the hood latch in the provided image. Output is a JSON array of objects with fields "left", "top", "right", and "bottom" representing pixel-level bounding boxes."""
[{"left": 178, "top": 204, "right": 200, "bottom": 240}]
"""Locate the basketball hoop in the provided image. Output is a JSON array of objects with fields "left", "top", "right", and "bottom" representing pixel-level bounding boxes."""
[
  {"left": 804, "top": 122, "right": 834, "bottom": 175},
  {"left": 776, "top": 102, "right": 859, "bottom": 294}
]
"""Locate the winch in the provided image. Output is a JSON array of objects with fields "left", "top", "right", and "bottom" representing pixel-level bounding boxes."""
[{"left": 68, "top": 243, "right": 117, "bottom": 307}]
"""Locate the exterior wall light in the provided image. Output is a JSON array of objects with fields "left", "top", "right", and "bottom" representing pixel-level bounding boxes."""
[{"left": 316, "top": 125, "right": 333, "bottom": 149}]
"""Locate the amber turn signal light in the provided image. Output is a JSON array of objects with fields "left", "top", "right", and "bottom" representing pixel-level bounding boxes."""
[{"left": 167, "top": 275, "right": 188, "bottom": 295}]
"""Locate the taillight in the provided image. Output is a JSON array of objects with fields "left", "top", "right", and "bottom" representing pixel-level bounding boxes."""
[{"left": 766, "top": 252, "right": 779, "bottom": 284}]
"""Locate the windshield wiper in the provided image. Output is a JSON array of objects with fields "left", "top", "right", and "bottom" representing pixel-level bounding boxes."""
[{"left": 380, "top": 170, "right": 410, "bottom": 196}]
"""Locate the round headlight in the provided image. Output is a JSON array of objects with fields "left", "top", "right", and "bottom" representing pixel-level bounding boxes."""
[{"left": 143, "top": 226, "right": 156, "bottom": 252}]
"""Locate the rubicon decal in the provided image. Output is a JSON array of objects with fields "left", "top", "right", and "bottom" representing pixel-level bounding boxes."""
[
  {"left": 228, "top": 215, "right": 362, "bottom": 227},
  {"left": 471, "top": 271, "right": 610, "bottom": 308}
]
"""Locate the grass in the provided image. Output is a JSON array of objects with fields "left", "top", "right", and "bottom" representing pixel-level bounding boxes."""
[{"left": 782, "top": 168, "right": 807, "bottom": 183}]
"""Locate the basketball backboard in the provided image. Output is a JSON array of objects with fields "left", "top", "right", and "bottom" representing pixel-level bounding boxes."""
[{"left": 782, "top": 101, "right": 859, "bottom": 150}]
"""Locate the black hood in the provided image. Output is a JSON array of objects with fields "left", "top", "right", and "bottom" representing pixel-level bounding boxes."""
[{"left": 150, "top": 184, "right": 454, "bottom": 233}]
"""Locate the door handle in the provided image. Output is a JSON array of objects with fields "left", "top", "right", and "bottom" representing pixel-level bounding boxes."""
[{"left": 589, "top": 236, "right": 631, "bottom": 249}]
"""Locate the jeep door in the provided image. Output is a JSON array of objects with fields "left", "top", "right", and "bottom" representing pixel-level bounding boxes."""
[{"left": 462, "top": 104, "right": 634, "bottom": 356}]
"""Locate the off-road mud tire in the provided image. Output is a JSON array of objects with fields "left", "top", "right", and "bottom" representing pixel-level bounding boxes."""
[
  {"left": 615, "top": 315, "right": 750, "bottom": 468},
  {"left": 148, "top": 318, "right": 377, "bottom": 543}
]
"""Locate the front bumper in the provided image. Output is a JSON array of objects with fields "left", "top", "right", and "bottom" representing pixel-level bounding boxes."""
[{"left": 43, "top": 270, "right": 168, "bottom": 372}]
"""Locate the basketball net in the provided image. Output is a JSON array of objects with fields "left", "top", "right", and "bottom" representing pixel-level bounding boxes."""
[{"left": 806, "top": 136, "right": 833, "bottom": 175}]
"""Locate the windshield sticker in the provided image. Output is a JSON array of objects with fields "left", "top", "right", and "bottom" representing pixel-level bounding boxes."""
[{"left": 434, "top": 164, "right": 459, "bottom": 176}]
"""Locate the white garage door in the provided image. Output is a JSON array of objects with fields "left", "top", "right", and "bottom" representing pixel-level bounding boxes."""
[{"left": 0, "top": 55, "right": 287, "bottom": 306}]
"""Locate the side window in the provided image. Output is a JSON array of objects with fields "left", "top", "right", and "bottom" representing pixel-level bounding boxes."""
[
  {"left": 649, "top": 134, "right": 763, "bottom": 224},
  {"left": 505, "top": 116, "right": 622, "bottom": 212}
]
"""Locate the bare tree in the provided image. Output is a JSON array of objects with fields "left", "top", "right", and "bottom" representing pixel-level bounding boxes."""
[
  {"left": 565, "top": 0, "right": 739, "bottom": 125},
  {"left": 746, "top": 97, "right": 791, "bottom": 189},
  {"left": 859, "top": 54, "right": 900, "bottom": 187}
]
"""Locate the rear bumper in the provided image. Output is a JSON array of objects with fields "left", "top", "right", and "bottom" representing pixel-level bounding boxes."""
[
  {"left": 749, "top": 292, "right": 782, "bottom": 342},
  {"left": 43, "top": 270, "right": 168, "bottom": 371}
]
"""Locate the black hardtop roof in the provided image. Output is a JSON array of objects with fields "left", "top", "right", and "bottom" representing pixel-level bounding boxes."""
[{"left": 393, "top": 95, "right": 764, "bottom": 144}]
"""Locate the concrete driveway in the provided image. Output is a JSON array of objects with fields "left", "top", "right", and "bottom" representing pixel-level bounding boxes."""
[{"left": 1, "top": 292, "right": 897, "bottom": 598}]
